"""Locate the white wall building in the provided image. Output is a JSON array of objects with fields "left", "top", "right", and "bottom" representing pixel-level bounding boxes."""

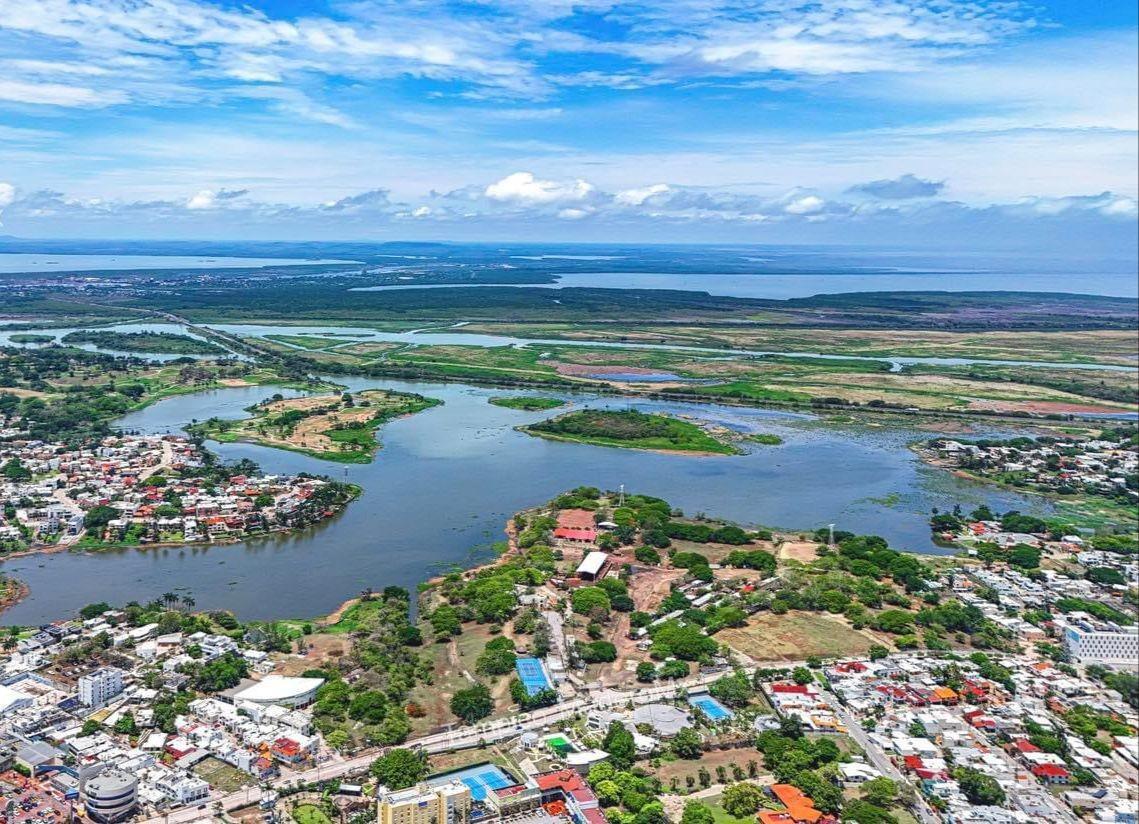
[
  {"left": 79, "top": 667, "right": 125, "bottom": 708},
  {"left": 1064, "top": 621, "right": 1139, "bottom": 665}
]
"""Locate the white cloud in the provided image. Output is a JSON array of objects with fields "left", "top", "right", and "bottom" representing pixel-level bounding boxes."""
[
  {"left": 783, "top": 194, "right": 826, "bottom": 214},
  {"left": 484, "top": 172, "right": 594, "bottom": 204},
  {"left": 185, "top": 188, "right": 247, "bottom": 209},
  {"left": 556, "top": 207, "right": 590, "bottom": 219},
  {"left": 0, "top": 183, "right": 14, "bottom": 209},
  {"left": 615, "top": 183, "right": 670, "bottom": 206}
]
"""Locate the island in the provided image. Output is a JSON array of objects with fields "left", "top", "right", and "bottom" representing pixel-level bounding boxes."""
[
  {"left": 189, "top": 388, "right": 442, "bottom": 462},
  {"left": 521, "top": 408, "right": 738, "bottom": 454},
  {"left": 61, "top": 329, "right": 227, "bottom": 355},
  {"left": 748, "top": 432, "right": 784, "bottom": 445},
  {"left": 8, "top": 333, "right": 55, "bottom": 344},
  {"left": 488, "top": 395, "right": 567, "bottom": 411}
]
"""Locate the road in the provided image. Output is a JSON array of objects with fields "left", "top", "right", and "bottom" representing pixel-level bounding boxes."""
[{"left": 821, "top": 686, "right": 940, "bottom": 824}]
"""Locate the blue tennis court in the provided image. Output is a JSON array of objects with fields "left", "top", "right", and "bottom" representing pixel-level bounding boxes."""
[
  {"left": 688, "top": 693, "right": 733, "bottom": 721},
  {"left": 428, "top": 763, "right": 515, "bottom": 801},
  {"left": 515, "top": 656, "right": 553, "bottom": 696}
]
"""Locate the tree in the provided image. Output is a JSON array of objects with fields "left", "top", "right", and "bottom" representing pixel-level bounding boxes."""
[
  {"left": 578, "top": 641, "right": 618, "bottom": 663},
  {"left": 572, "top": 586, "right": 611, "bottom": 617},
  {"left": 634, "top": 802, "right": 667, "bottom": 824},
  {"left": 792, "top": 666, "right": 813, "bottom": 685},
  {"left": 602, "top": 721, "right": 636, "bottom": 770},
  {"left": 476, "top": 636, "right": 516, "bottom": 675},
  {"left": 370, "top": 748, "right": 428, "bottom": 789},
  {"left": 680, "top": 802, "right": 715, "bottom": 824},
  {"left": 430, "top": 604, "right": 461, "bottom": 637},
  {"left": 80, "top": 719, "right": 101, "bottom": 737},
  {"left": 868, "top": 644, "right": 889, "bottom": 661},
  {"left": 671, "top": 727, "right": 702, "bottom": 759},
  {"left": 778, "top": 714, "right": 804, "bottom": 739},
  {"left": 955, "top": 767, "right": 1005, "bottom": 806},
  {"left": 1007, "top": 544, "right": 1041, "bottom": 569},
  {"left": 843, "top": 799, "right": 897, "bottom": 824},
  {"left": 709, "top": 671, "right": 753, "bottom": 708},
  {"left": 450, "top": 683, "right": 493, "bottom": 724},
  {"left": 635, "top": 662, "right": 656, "bottom": 682},
  {"left": 861, "top": 777, "right": 899, "bottom": 808},
  {"left": 721, "top": 783, "right": 765, "bottom": 818},
  {"left": 113, "top": 712, "right": 138, "bottom": 736},
  {"left": 84, "top": 505, "right": 119, "bottom": 530},
  {"left": 347, "top": 690, "right": 389, "bottom": 724}
]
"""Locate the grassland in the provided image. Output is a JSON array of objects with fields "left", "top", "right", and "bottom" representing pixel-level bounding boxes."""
[
  {"left": 189, "top": 388, "right": 441, "bottom": 463},
  {"left": 718, "top": 611, "right": 885, "bottom": 661},
  {"left": 523, "top": 409, "right": 738, "bottom": 454},
  {"left": 489, "top": 396, "right": 567, "bottom": 411},
  {"left": 453, "top": 323, "right": 1139, "bottom": 366}
]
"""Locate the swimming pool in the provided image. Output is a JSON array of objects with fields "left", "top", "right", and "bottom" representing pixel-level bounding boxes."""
[
  {"left": 688, "top": 693, "right": 733, "bottom": 721},
  {"left": 427, "top": 763, "right": 516, "bottom": 801},
  {"left": 515, "top": 657, "right": 553, "bottom": 697}
]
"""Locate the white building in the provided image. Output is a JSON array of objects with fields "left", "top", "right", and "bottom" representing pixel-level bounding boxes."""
[
  {"left": 79, "top": 667, "right": 125, "bottom": 708},
  {"left": 1063, "top": 620, "right": 1139, "bottom": 665},
  {"left": 154, "top": 772, "right": 210, "bottom": 805},
  {"left": 83, "top": 769, "right": 138, "bottom": 823}
]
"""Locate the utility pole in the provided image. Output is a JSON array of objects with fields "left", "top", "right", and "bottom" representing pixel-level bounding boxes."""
[
  {"left": 827, "top": 523, "right": 835, "bottom": 548},
  {"left": 618, "top": 484, "right": 625, "bottom": 507}
]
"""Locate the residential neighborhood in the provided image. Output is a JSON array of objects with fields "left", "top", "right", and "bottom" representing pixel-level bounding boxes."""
[{"left": 0, "top": 428, "right": 357, "bottom": 553}]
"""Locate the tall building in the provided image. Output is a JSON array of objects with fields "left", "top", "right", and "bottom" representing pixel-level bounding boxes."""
[
  {"left": 377, "top": 780, "right": 471, "bottom": 824},
  {"left": 78, "top": 667, "right": 124, "bottom": 708},
  {"left": 83, "top": 769, "right": 138, "bottom": 823},
  {"left": 1064, "top": 621, "right": 1139, "bottom": 665}
]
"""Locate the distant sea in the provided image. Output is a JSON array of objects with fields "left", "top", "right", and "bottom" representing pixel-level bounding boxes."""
[
  {"left": 0, "top": 253, "right": 353, "bottom": 273},
  {"left": 0, "top": 245, "right": 1135, "bottom": 299}
]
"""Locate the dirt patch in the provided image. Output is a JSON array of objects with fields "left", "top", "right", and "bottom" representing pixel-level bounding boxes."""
[{"left": 779, "top": 542, "right": 820, "bottom": 563}]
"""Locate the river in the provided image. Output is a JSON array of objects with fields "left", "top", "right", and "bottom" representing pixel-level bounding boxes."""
[{"left": 0, "top": 378, "right": 1052, "bottom": 625}]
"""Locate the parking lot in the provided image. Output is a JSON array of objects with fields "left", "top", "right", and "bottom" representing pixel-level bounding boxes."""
[{"left": 0, "top": 772, "right": 73, "bottom": 824}]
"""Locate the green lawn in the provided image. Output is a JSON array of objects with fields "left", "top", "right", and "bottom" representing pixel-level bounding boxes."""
[{"left": 292, "top": 804, "right": 333, "bottom": 824}]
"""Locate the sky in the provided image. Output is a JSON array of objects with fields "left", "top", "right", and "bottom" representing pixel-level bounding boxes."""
[{"left": 0, "top": 0, "right": 1136, "bottom": 249}]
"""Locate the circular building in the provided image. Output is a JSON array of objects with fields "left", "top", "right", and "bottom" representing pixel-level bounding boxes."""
[
  {"left": 631, "top": 703, "right": 693, "bottom": 737},
  {"left": 83, "top": 769, "right": 138, "bottom": 824}
]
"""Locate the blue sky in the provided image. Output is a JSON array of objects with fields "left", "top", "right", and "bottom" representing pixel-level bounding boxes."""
[{"left": 0, "top": 0, "right": 1136, "bottom": 247}]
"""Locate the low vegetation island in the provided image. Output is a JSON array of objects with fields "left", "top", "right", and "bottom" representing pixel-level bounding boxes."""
[
  {"left": 523, "top": 409, "right": 738, "bottom": 455},
  {"left": 60, "top": 329, "right": 227, "bottom": 355},
  {"left": 488, "top": 395, "right": 567, "bottom": 411}
]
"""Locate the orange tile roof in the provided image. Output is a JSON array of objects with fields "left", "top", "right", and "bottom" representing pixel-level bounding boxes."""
[{"left": 769, "top": 785, "right": 823, "bottom": 823}]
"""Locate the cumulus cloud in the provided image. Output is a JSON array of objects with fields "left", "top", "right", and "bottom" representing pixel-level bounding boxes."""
[
  {"left": 0, "top": 178, "right": 1134, "bottom": 250},
  {"left": 615, "top": 183, "right": 670, "bottom": 206},
  {"left": 484, "top": 172, "right": 594, "bottom": 204},
  {"left": 848, "top": 173, "right": 945, "bottom": 199},
  {"left": 185, "top": 188, "right": 248, "bottom": 210}
]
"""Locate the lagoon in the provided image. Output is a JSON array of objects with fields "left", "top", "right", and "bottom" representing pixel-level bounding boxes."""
[{"left": 0, "top": 378, "right": 1050, "bottom": 626}]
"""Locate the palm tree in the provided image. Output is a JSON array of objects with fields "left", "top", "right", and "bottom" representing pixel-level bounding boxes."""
[
  {"left": 161, "top": 592, "right": 177, "bottom": 608},
  {"left": 181, "top": 595, "right": 196, "bottom": 611}
]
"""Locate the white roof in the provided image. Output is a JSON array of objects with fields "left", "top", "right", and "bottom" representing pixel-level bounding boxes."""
[
  {"left": 231, "top": 675, "right": 323, "bottom": 703},
  {"left": 576, "top": 551, "right": 609, "bottom": 577},
  {"left": 0, "top": 684, "right": 32, "bottom": 715}
]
